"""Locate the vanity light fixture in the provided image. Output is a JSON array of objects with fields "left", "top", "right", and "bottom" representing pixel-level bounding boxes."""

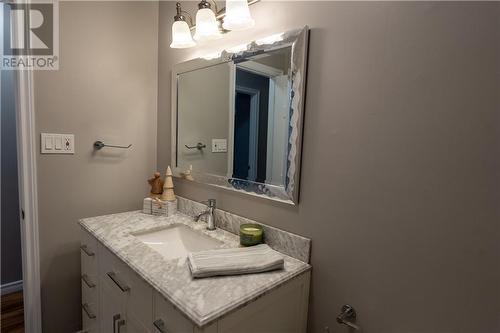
[
  {"left": 170, "top": 3, "right": 196, "bottom": 49},
  {"left": 193, "top": 0, "right": 221, "bottom": 41},
  {"left": 169, "top": 0, "right": 259, "bottom": 49},
  {"left": 222, "top": 0, "right": 255, "bottom": 31}
]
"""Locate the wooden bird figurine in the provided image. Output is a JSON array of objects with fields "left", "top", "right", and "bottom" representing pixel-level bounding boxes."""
[{"left": 147, "top": 172, "right": 164, "bottom": 198}]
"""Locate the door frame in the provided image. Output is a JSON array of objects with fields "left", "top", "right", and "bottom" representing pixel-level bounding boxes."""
[
  {"left": 265, "top": 74, "right": 290, "bottom": 186},
  {"left": 235, "top": 61, "right": 286, "bottom": 185},
  {"left": 10, "top": 4, "right": 43, "bottom": 330}
]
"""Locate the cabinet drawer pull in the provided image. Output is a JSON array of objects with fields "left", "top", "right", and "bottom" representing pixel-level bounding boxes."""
[
  {"left": 113, "top": 314, "right": 121, "bottom": 333},
  {"left": 81, "top": 274, "right": 96, "bottom": 288},
  {"left": 107, "top": 271, "right": 130, "bottom": 292},
  {"left": 153, "top": 319, "right": 167, "bottom": 333},
  {"left": 82, "top": 303, "right": 96, "bottom": 319},
  {"left": 80, "top": 245, "right": 95, "bottom": 257},
  {"left": 117, "top": 319, "right": 126, "bottom": 333}
]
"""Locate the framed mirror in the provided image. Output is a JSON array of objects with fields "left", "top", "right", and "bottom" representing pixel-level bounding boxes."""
[{"left": 171, "top": 26, "right": 309, "bottom": 204}]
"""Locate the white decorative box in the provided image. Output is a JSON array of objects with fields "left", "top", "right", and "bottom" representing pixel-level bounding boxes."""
[
  {"left": 143, "top": 197, "right": 152, "bottom": 214},
  {"left": 151, "top": 198, "right": 177, "bottom": 217}
]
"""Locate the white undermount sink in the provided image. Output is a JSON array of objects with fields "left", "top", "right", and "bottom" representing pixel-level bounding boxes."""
[{"left": 132, "top": 224, "right": 223, "bottom": 260}]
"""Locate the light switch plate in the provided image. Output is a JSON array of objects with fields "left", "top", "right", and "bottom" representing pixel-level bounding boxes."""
[
  {"left": 54, "top": 136, "right": 62, "bottom": 150},
  {"left": 41, "top": 133, "right": 75, "bottom": 154},
  {"left": 45, "top": 135, "right": 53, "bottom": 150},
  {"left": 212, "top": 138, "right": 227, "bottom": 153}
]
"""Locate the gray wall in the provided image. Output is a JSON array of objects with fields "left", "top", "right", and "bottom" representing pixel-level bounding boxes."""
[
  {"left": 34, "top": 2, "right": 158, "bottom": 331},
  {"left": 177, "top": 63, "right": 231, "bottom": 176},
  {"left": 1, "top": 68, "right": 23, "bottom": 286},
  {"left": 158, "top": 2, "right": 500, "bottom": 332}
]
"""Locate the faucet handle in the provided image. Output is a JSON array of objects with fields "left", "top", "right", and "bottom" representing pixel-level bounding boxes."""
[
  {"left": 206, "top": 199, "right": 216, "bottom": 208},
  {"left": 201, "top": 199, "right": 216, "bottom": 207}
]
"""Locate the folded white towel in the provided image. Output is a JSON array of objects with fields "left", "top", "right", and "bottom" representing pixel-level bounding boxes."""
[{"left": 187, "top": 244, "right": 284, "bottom": 278}]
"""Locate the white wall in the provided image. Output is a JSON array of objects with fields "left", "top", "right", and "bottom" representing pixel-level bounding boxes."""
[{"left": 158, "top": 2, "right": 500, "bottom": 332}]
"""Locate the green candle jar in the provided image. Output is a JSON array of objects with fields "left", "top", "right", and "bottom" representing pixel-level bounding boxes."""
[{"left": 239, "top": 224, "right": 263, "bottom": 246}]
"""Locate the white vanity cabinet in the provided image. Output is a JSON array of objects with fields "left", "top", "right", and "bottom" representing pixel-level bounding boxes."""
[
  {"left": 80, "top": 228, "right": 153, "bottom": 333},
  {"left": 80, "top": 228, "right": 310, "bottom": 333},
  {"left": 98, "top": 244, "right": 153, "bottom": 333}
]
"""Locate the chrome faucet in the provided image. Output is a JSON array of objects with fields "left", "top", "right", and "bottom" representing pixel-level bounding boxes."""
[{"left": 195, "top": 199, "right": 216, "bottom": 231}]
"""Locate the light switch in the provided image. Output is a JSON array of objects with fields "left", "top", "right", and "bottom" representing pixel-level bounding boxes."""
[
  {"left": 41, "top": 133, "right": 75, "bottom": 154},
  {"left": 54, "top": 136, "right": 62, "bottom": 150},
  {"left": 212, "top": 139, "right": 227, "bottom": 153},
  {"left": 44, "top": 135, "right": 53, "bottom": 150}
]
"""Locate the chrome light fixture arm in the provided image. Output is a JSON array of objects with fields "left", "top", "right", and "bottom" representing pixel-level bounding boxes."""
[
  {"left": 198, "top": 0, "right": 220, "bottom": 14},
  {"left": 181, "top": 0, "right": 260, "bottom": 32},
  {"left": 174, "top": 2, "right": 194, "bottom": 27}
]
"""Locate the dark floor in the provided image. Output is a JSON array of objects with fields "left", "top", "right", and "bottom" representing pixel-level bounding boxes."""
[{"left": 1, "top": 291, "right": 24, "bottom": 333}]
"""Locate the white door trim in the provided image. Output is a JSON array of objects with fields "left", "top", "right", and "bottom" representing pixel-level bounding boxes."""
[
  {"left": 265, "top": 78, "right": 276, "bottom": 183},
  {"left": 15, "top": 54, "right": 43, "bottom": 333},
  {"left": 236, "top": 61, "right": 283, "bottom": 78},
  {"left": 227, "top": 62, "right": 236, "bottom": 178},
  {"left": 6, "top": 3, "right": 43, "bottom": 330}
]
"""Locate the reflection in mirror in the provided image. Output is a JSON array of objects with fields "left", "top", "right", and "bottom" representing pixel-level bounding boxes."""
[
  {"left": 173, "top": 27, "right": 309, "bottom": 204},
  {"left": 177, "top": 62, "right": 232, "bottom": 176},
  {"left": 232, "top": 47, "right": 291, "bottom": 187}
]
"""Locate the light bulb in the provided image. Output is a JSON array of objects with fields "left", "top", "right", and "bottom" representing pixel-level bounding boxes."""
[
  {"left": 222, "top": 0, "right": 255, "bottom": 31},
  {"left": 170, "top": 20, "right": 196, "bottom": 49},
  {"left": 194, "top": 8, "right": 221, "bottom": 41}
]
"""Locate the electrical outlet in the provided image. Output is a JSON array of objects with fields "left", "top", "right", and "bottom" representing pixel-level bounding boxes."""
[
  {"left": 41, "top": 133, "right": 74, "bottom": 154},
  {"left": 63, "top": 135, "right": 74, "bottom": 152},
  {"left": 212, "top": 138, "right": 227, "bottom": 153}
]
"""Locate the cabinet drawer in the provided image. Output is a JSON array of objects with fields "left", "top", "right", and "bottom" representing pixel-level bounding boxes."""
[
  {"left": 123, "top": 267, "right": 153, "bottom": 329},
  {"left": 153, "top": 293, "right": 194, "bottom": 333},
  {"left": 99, "top": 280, "right": 125, "bottom": 333},
  {"left": 80, "top": 228, "right": 98, "bottom": 276},
  {"left": 99, "top": 243, "right": 153, "bottom": 329},
  {"left": 99, "top": 244, "right": 129, "bottom": 301}
]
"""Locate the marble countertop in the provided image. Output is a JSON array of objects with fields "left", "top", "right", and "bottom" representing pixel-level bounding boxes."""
[{"left": 79, "top": 211, "right": 311, "bottom": 327}]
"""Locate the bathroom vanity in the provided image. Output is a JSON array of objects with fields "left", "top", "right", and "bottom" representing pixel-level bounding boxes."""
[
  {"left": 79, "top": 198, "right": 311, "bottom": 333},
  {"left": 79, "top": 27, "right": 312, "bottom": 333}
]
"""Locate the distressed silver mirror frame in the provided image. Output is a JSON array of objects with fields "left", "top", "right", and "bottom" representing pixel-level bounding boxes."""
[{"left": 171, "top": 26, "right": 309, "bottom": 205}]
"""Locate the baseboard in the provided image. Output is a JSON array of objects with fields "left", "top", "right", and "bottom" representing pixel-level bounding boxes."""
[{"left": 1, "top": 280, "right": 23, "bottom": 296}]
